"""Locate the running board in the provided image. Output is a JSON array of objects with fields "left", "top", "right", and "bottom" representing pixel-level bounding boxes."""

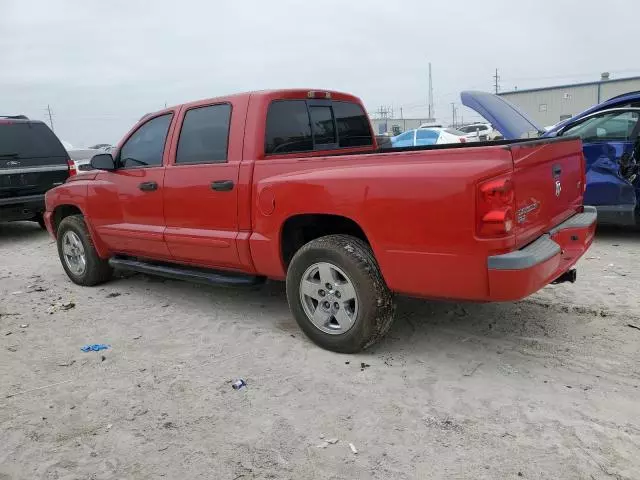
[{"left": 108, "top": 257, "right": 265, "bottom": 287}]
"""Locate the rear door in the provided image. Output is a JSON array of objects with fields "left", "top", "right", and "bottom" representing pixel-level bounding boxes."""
[
  {"left": 0, "top": 121, "right": 68, "bottom": 200},
  {"left": 163, "top": 102, "right": 242, "bottom": 269}
]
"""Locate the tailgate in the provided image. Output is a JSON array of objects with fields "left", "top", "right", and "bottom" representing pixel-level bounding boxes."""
[{"left": 510, "top": 137, "right": 584, "bottom": 248}]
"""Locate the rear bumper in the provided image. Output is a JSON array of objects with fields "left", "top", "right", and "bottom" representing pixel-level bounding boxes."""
[
  {"left": 0, "top": 194, "right": 45, "bottom": 221},
  {"left": 487, "top": 206, "right": 597, "bottom": 301},
  {"left": 593, "top": 204, "right": 636, "bottom": 226}
]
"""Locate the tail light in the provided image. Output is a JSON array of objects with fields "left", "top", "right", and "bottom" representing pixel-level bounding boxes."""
[
  {"left": 67, "top": 159, "right": 77, "bottom": 176},
  {"left": 477, "top": 175, "right": 515, "bottom": 237},
  {"left": 459, "top": 137, "right": 466, "bottom": 143}
]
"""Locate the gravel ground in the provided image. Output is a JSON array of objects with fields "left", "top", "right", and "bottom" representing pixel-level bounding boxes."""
[{"left": 1, "top": 222, "right": 639, "bottom": 480}]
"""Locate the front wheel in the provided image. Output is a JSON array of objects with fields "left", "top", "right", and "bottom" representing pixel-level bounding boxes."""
[
  {"left": 286, "top": 235, "right": 395, "bottom": 353},
  {"left": 56, "top": 214, "right": 113, "bottom": 286}
]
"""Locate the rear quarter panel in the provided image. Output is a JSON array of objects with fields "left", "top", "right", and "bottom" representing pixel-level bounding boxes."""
[{"left": 250, "top": 146, "right": 515, "bottom": 300}]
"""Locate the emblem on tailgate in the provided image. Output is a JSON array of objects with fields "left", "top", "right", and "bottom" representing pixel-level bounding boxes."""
[
  {"left": 517, "top": 200, "right": 540, "bottom": 224},
  {"left": 555, "top": 180, "right": 562, "bottom": 197}
]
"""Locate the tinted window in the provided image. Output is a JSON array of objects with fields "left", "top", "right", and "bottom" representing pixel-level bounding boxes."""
[
  {"left": 265, "top": 101, "right": 312, "bottom": 154},
  {"left": 309, "top": 106, "right": 336, "bottom": 145},
  {"left": 333, "top": 101, "right": 373, "bottom": 147},
  {"left": 176, "top": 104, "right": 231, "bottom": 164},
  {"left": 119, "top": 114, "right": 172, "bottom": 168},
  {"left": 445, "top": 128, "right": 466, "bottom": 136},
  {"left": 0, "top": 122, "right": 67, "bottom": 159}
]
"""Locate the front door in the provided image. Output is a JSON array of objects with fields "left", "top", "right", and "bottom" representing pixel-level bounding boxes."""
[
  {"left": 561, "top": 109, "right": 640, "bottom": 207},
  {"left": 163, "top": 102, "right": 242, "bottom": 269},
  {"left": 88, "top": 113, "right": 174, "bottom": 259}
]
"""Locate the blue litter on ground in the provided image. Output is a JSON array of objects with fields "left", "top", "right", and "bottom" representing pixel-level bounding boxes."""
[{"left": 81, "top": 344, "right": 110, "bottom": 352}]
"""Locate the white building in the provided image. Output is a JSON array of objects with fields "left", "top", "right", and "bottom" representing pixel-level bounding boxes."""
[
  {"left": 370, "top": 118, "right": 436, "bottom": 136},
  {"left": 498, "top": 73, "right": 640, "bottom": 127}
]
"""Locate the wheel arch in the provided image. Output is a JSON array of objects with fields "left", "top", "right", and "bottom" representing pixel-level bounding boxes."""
[{"left": 280, "top": 213, "right": 372, "bottom": 269}]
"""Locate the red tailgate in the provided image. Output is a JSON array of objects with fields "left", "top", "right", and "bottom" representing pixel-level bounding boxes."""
[{"left": 509, "top": 138, "right": 584, "bottom": 248}]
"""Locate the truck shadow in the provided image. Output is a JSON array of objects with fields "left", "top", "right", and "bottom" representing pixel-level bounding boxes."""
[
  {"left": 0, "top": 221, "right": 47, "bottom": 242},
  {"left": 595, "top": 224, "right": 640, "bottom": 242}
]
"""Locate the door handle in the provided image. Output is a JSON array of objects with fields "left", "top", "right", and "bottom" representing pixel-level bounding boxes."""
[
  {"left": 138, "top": 181, "right": 158, "bottom": 191},
  {"left": 211, "top": 180, "right": 234, "bottom": 191}
]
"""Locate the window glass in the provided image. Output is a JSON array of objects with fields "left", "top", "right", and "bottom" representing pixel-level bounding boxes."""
[
  {"left": 395, "top": 131, "right": 414, "bottom": 142},
  {"left": 333, "top": 101, "right": 373, "bottom": 147},
  {"left": 0, "top": 123, "right": 67, "bottom": 159},
  {"left": 563, "top": 111, "right": 639, "bottom": 142},
  {"left": 119, "top": 114, "right": 172, "bottom": 168},
  {"left": 265, "top": 101, "right": 312, "bottom": 154},
  {"left": 416, "top": 129, "right": 439, "bottom": 145},
  {"left": 176, "top": 104, "right": 231, "bottom": 164},
  {"left": 309, "top": 106, "right": 336, "bottom": 145}
]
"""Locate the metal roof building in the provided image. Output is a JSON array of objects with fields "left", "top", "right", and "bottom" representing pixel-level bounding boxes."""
[{"left": 498, "top": 73, "right": 640, "bottom": 127}]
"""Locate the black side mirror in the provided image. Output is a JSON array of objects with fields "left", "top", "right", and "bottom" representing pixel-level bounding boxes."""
[{"left": 90, "top": 153, "right": 116, "bottom": 171}]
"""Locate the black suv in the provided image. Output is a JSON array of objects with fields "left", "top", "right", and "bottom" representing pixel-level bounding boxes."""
[{"left": 0, "top": 116, "right": 69, "bottom": 228}]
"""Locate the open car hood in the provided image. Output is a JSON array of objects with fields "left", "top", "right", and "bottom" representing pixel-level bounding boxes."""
[{"left": 461, "top": 91, "right": 543, "bottom": 140}]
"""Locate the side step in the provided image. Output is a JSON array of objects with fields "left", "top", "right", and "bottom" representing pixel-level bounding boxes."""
[{"left": 108, "top": 257, "right": 265, "bottom": 287}]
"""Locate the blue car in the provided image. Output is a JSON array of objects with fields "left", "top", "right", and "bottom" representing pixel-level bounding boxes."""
[{"left": 462, "top": 91, "right": 640, "bottom": 226}]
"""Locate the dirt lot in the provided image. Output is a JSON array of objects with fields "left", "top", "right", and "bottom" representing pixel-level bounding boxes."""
[{"left": 1, "top": 222, "right": 639, "bottom": 480}]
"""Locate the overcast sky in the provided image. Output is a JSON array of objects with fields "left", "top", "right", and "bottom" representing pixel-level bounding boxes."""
[{"left": 1, "top": 0, "right": 638, "bottom": 147}]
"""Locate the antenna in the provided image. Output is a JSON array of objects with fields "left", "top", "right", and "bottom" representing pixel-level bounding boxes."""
[
  {"left": 428, "top": 62, "right": 435, "bottom": 121},
  {"left": 46, "top": 104, "right": 54, "bottom": 131}
]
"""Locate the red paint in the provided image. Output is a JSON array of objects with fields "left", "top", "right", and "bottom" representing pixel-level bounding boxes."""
[{"left": 45, "top": 89, "right": 595, "bottom": 302}]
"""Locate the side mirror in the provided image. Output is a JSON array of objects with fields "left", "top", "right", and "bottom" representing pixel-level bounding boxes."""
[{"left": 90, "top": 153, "right": 116, "bottom": 171}]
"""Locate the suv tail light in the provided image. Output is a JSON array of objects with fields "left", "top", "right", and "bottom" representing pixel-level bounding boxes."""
[
  {"left": 67, "top": 159, "right": 77, "bottom": 176},
  {"left": 477, "top": 175, "right": 515, "bottom": 237}
]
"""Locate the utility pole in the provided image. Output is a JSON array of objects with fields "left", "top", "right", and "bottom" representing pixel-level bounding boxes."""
[
  {"left": 451, "top": 102, "right": 456, "bottom": 127},
  {"left": 428, "top": 62, "right": 434, "bottom": 121},
  {"left": 493, "top": 68, "right": 500, "bottom": 94},
  {"left": 400, "top": 107, "right": 403, "bottom": 119},
  {"left": 46, "top": 104, "right": 54, "bottom": 132}
]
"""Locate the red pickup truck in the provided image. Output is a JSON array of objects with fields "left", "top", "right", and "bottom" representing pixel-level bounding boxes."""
[{"left": 44, "top": 89, "right": 596, "bottom": 352}]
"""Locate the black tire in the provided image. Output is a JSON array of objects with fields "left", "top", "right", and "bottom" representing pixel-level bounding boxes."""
[
  {"left": 56, "top": 214, "right": 113, "bottom": 286},
  {"left": 286, "top": 234, "right": 395, "bottom": 353},
  {"left": 34, "top": 213, "right": 46, "bottom": 230}
]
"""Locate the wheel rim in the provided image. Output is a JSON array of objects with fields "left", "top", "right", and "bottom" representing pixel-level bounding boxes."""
[
  {"left": 299, "top": 262, "right": 359, "bottom": 335},
  {"left": 61, "top": 231, "right": 87, "bottom": 276}
]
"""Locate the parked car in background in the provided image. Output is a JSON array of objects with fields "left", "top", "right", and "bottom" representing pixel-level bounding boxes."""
[
  {"left": 462, "top": 90, "right": 640, "bottom": 226},
  {"left": 68, "top": 148, "right": 100, "bottom": 174},
  {"left": 0, "top": 115, "right": 69, "bottom": 228},
  {"left": 45, "top": 88, "right": 595, "bottom": 352},
  {"left": 89, "top": 143, "right": 113, "bottom": 150},
  {"left": 457, "top": 122, "right": 502, "bottom": 142},
  {"left": 391, "top": 127, "right": 472, "bottom": 147}
]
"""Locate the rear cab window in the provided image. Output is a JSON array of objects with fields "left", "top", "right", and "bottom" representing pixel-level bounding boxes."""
[{"left": 265, "top": 98, "right": 373, "bottom": 155}]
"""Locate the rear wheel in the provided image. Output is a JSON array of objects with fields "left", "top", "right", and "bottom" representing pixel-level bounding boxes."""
[
  {"left": 56, "top": 215, "right": 112, "bottom": 286},
  {"left": 286, "top": 234, "right": 395, "bottom": 353}
]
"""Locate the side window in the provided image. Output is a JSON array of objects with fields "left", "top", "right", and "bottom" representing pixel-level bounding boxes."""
[
  {"left": 309, "top": 106, "right": 337, "bottom": 146},
  {"left": 119, "top": 114, "right": 172, "bottom": 168},
  {"left": 564, "top": 111, "right": 639, "bottom": 142},
  {"left": 265, "top": 101, "right": 313, "bottom": 154},
  {"left": 333, "top": 101, "right": 373, "bottom": 147},
  {"left": 395, "top": 131, "right": 414, "bottom": 142},
  {"left": 176, "top": 104, "right": 231, "bottom": 164},
  {"left": 416, "top": 129, "right": 439, "bottom": 145}
]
